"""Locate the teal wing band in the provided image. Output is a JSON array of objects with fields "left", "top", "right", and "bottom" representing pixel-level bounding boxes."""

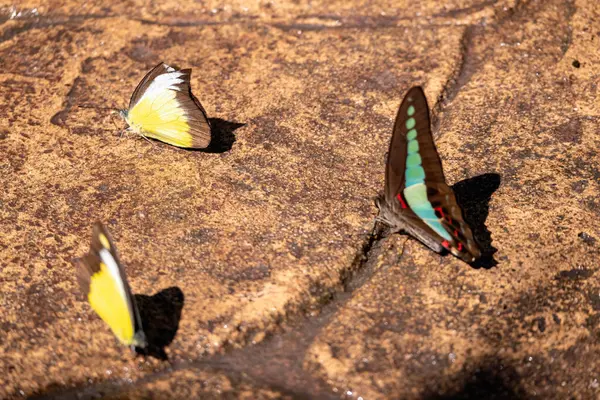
[
  {"left": 403, "top": 183, "right": 452, "bottom": 241},
  {"left": 402, "top": 94, "right": 452, "bottom": 242}
]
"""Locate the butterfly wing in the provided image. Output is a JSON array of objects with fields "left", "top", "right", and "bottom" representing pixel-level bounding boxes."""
[
  {"left": 124, "top": 62, "right": 211, "bottom": 149},
  {"left": 385, "top": 87, "right": 480, "bottom": 262},
  {"left": 384, "top": 87, "right": 448, "bottom": 252},
  {"left": 127, "top": 62, "right": 167, "bottom": 110},
  {"left": 74, "top": 222, "right": 147, "bottom": 348}
]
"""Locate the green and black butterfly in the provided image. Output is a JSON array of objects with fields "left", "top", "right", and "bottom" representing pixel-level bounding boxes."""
[{"left": 376, "top": 87, "right": 481, "bottom": 263}]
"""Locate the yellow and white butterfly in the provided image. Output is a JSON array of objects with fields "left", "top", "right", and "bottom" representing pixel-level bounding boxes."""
[
  {"left": 119, "top": 62, "right": 211, "bottom": 148},
  {"left": 74, "top": 222, "right": 147, "bottom": 349}
]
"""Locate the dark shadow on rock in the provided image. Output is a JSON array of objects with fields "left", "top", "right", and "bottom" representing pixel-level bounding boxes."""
[
  {"left": 452, "top": 173, "right": 501, "bottom": 269},
  {"left": 424, "top": 361, "right": 529, "bottom": 400},
  {"left": 197, "top": 118, "right": 244, "bottom": 153},
  {"left": 134, "top": 287, "right": 184, "bottom": 360}
]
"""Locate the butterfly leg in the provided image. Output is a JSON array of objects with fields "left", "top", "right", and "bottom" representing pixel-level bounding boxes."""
[
  {"left": 375, "top": 215, "right": 405, "bottom": 235},
  {"left": 106, "top": 111, "right": 127, "bottom": 138},
  {"left": 375, "top": 214, "right": 393, "bottom": 229},
  {"left": 119, "top": 126, "right": 133, "bottom": 140},
  {"left": 375, "top": 215, "right": 389, "bottom": 225},
  {"left": 135, "top": 131, "right": 155, "bottom": 148}
]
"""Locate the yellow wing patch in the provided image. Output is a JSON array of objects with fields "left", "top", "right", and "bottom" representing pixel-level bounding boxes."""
[
  {"left": 120, "top": 62, "right": 211, "bottom": 149},
  {"left": 98, "top": 233, "right": 111, "bottom": 250},
  {"left": 125, "top": 89, "right": 194, "bottom": 148},
  {"left": 88, "top": 262, "right": 135, "bottom": 345},
  {"left": 75, "top": 222, "right": 147, "bottom": 349}
]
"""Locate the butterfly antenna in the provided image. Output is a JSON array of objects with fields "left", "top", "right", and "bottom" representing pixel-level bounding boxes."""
[
  {"left": 77, "top": 104, "right": 121, "bottom": 112},
  {"left": 119, "top": 126, "right": 130, "bottom": 140},
  {"left": 78, "top": 103, "right": 126, "bottom": 135},
  {"left": 109, "top": 113, "right": 122, "bottom": 131},
  {"left": 103, "top": 111, "right": 129, "bottom": 140}
]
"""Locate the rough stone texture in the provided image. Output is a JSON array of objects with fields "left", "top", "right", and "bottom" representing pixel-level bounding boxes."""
[{"left": 0, "top": 0, "right": 599, "bottom": 399}]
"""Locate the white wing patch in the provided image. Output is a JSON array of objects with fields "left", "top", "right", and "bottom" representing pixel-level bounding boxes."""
[
  {"left": 99, "top": 248, "right": 130, "bottom": 309},
  {"left": 132, "top": 68, "right": 185, "bottom": 109}
]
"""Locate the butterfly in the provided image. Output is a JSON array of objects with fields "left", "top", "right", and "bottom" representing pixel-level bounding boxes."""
[
  {"left": 74, "top": 222, "right": 147, "bottom": 349},
  {"left": 119, "top": 62, "right": 211, "bottom": 148},
  {"left": 376, "top": 86, "right": 481, "bottom": 263}
]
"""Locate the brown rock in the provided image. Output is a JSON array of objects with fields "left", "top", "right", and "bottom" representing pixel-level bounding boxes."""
[{"left": 0, "top": 0, "right": 599, "bottom": 398}]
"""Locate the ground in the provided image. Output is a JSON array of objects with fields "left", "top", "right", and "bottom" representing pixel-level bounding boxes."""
[{"left": 0, "top": 0, "right": 599, "bottom": 399}]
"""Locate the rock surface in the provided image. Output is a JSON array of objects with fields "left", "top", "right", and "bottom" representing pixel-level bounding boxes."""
[{"left": 0, "top": 0, "right": 599, "bottom": 398}]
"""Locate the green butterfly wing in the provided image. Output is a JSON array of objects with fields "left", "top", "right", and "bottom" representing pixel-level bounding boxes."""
[{"left": 384, "top": 87, "right": 481, "bottom": 262}]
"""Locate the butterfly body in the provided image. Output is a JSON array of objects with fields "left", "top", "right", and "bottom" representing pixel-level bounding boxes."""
[
  {"left": 121, "top": 62, "right": 211, "bottom": 148},
  {"left": 74, "top": 222, "right": 147, "bottom": 349},
  {"left": 377, "top": 87, "right": 480, "bottom": 263},
  {"left": 376, "top": 194, "right": 445, "bottom": 254}
]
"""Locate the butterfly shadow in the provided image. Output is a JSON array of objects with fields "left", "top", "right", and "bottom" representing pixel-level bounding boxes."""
[
  {"left": 452, "top": 173, "right": 501, "bottom": 269},
  {"left": 134, "top": 286, "right": 185, "bottom": 360},
  {"left": 423, "top": 358, "right": 528, "bottom": 400},
  {"left": 196, "top": 118, "right": 245, "bottom": 153}
]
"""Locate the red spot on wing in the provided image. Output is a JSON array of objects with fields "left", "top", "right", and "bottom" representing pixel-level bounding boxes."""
[
  {"left": 441, "top": 240, "right": 450, "bottom": 250},
  {"left": 396, "top": 193, "right": 408, "bottom": 209},
  {"left": 435, "top": 207, "right": 453, "bottom": 224},
  {"left": 457, "top": 242, "right": 463, "bottom": 251},
  {"left": 434, "top": 207, "right": 445, "bottom": 219}
]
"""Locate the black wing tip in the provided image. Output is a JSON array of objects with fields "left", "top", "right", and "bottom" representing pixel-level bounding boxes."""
[
  {"left": 159, "top": 61, "right": 191, "bottom": 75},
  {"left": 73, "top": 254, "right": 95, "bottom": 295},
  {"left": 159, "top": 61, "right": 177, "bottom": 70},
  {"left": 403, "top": 86, "right": 427, "bottom": 101},
  {"left": 147, "top": 62, "right": 172, "bottom": 75},
  {"left": 151, "top": 62, "right": 188, "bottom": 76},
  {"left": 72, "top": 256, "right": 86, "bottom": 276},
  {"left": 454, "top": 241, "right": 482, "bottom": 263},
  {"left": 92, "top": 220, "right": 105, "bottom": 231},
  {"left": 91, "top": 221, "right": 110, "bottom": 243},
  {"left": 407, "top": 85, "right": 424, "bottom": 92},
  {"left": 465, "top": 252, "right": 481, "bottom": 264}
]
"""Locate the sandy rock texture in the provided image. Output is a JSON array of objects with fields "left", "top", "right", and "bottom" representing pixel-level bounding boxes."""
[{"left": 0, "top": 0, "right": 598, "bottom": 398}]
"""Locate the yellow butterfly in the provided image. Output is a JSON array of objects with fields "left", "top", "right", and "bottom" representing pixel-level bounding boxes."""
[
  {"left": 119, "top": 62, "right": 211, "bottom": 148},
  {"left": 74, "top": 222, "right": 147, "bottom": 349}
]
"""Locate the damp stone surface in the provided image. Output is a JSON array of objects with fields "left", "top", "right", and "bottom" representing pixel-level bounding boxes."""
[{"left": 0, "top": 0, "right": 599, "bottom": 398}]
